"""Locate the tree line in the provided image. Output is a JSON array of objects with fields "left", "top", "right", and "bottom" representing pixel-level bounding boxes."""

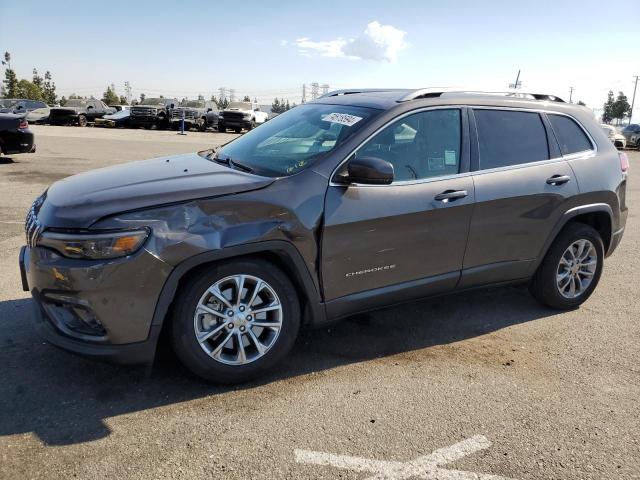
[
  {"left": 602, "top": 90, "right": 631, "bottom": 124},
  {"left": 2, "top": 51, "right": 298, "bottom": 112}
]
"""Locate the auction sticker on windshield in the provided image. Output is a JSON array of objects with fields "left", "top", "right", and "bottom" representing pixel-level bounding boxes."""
[{"left": 322, "top": 113, "right": 363, "bottom": 127}]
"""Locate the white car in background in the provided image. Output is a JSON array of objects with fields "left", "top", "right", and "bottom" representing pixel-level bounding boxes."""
[
  {"left": 600, "top": 124, "right": 626, "bottom": 149},
  {"left": 218, "top": 101, "right": 269, "bottom": 133}
]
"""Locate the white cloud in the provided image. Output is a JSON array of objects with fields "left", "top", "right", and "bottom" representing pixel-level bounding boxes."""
[{"left": 292, "top": 21, "right": 408, "bottom": 63}]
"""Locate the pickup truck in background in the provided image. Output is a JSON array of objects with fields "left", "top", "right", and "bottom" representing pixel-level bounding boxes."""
[
  {"left": 218, "top": 101, "right": 268, "bottom": 133},
  {"left": 49, "top": 99, "right": 115, "bottom": 126},
  {"left": 170, "top": 100, "right": 218, "bottom": 131},
  {"left": 129, "top": 98, "right": 178, "bottom": 129}
]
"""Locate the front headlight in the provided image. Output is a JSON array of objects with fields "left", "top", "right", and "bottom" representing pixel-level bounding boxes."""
[{"left": 38, "top": 229, "right": 149, "bottom": 259}]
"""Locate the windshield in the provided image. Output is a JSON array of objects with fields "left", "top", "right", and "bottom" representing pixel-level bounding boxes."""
[
  {"left": 183, "top": 101, "right": 204, "bottom": 108},
  {"left": 213, "top": 103, "right": 379, "bottom": 177},
  {"left": 227, "top": 102, "right": 252, "bottom": 110},
  {"left": 65, "top": 99, "right": 87, "bottom": 107},
  {"left": 140, "top": 98, "right": 164, "bottom": 105}
]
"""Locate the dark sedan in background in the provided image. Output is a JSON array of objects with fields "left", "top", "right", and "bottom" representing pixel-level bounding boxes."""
[
  {"left": 49, "top": 99, "right": 115, "bottom": 126},
  {"left": 0, "top": 113, "right": 35, "bottom": 155}
]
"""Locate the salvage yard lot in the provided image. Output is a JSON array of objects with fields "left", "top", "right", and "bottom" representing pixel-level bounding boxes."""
[{"left": 0, "top": 126, "right": 638, "bottom": 479}]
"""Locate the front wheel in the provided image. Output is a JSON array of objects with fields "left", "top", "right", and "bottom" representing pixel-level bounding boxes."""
[
  {"left": 77, "top": 114, "right": 87, "bottom": 127},
  {"left": 530, "top": 223, "right": 604, "bottom": 309},
  {"left": 218, "top": 123, "right": 226, "bottom": 133},
  {"left": 170, "top": 259, "right": 301, "bottom": 383}
]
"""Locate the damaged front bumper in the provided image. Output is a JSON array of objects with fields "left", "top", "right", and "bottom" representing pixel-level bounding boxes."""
[{"left": 20, "top": 244, "right": 173, "bottom": 364}]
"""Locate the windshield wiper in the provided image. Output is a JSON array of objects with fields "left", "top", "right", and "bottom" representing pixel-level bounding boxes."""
[{"left": 227, "top": 158, "right": 253, "bottom": 173}]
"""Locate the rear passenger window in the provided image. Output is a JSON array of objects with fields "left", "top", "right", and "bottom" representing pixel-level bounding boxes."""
[
  {"left": 474, "top": 109, "right": 549, "bottom": 169},
  {"left": 548, "top": 114, "right": 593, "bottom": 155},
  {"left": 357, "top": 109, "right": 461, "bottom": 182}
]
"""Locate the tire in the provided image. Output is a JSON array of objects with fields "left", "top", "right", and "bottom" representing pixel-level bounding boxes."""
[
  {"left": 77, "top": 114, "right": 87, "bottom": 127},
  {"left": 170, "top": 259, "right": 301, "bottom": 383},
  {"left": 234, "top": 127, "right": 242, "bottom": 134},
  {"left": 529, "top": 223, "right": 604, "bottom": 310},
  {"left": 218, "top": 123, "right": 226, "bottom": 133},
  {"left": 199, "top": 118, "right": 207, "bottom": 132},
  {"left": 248, "top": 119, "right": 256, "bottom": 130}
]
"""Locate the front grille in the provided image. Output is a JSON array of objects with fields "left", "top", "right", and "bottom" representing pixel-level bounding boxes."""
[
  {"left": 131, "top": 108, "right": 156, "bottom": 117},
  {"left": 25, "top": 202, "right": 43, "bottom": 248},
  {"left": 223, "top": 111, "right": 245, "bottom": 121},
  {"left": 171, "top": 109, "right": 197, "bottom": 120}
]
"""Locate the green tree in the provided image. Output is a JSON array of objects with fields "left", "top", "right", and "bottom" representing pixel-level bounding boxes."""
[
  {"left": 119, "top": 95, "right": 127, "bottom": 105},
  {"left": 242, "top": 95, "right": 251, "bottom": 102},
  {"left": 140, "top": 93, "right": 146, "bottom": 102},
  {"left": 577, "top": 100, "right": 586, "bottom": 106},
  {"left": 611, "top": 91, "right": 630, "bottom": 124},
  {"left": 59, "top": 96, "right": 67, "bottom": 106},
  {"left": 602, "top": 90, "right": 614, "bottom": 124},
  {"left": 102, "top": 84, "right": 120, "bottom": 105},
  {"left": 15, "top": 79, "right": 44, "bottom": 100},
  {"left": 2, "top": 68, "right": 18, "bottom": 97},
  {"left": 32, "top": 68, "right": 43, "bottom": 90},
  {"left": 1, "top": 51, "right": 10, "bottom": 69},
  {"left": 42, "top": 71, "right": 57, "bottom": 105}
]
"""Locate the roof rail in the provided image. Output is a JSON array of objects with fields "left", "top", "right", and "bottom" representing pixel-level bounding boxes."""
[
  {"left": 318, "top": 88, "right": 406, "bottom": 99},
  {"left": 398, "top": 89, "right": 565, "bottom": 103}
]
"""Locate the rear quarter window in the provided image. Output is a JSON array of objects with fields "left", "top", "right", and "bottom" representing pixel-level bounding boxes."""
[
  {"left": 474, "top": 109, "right": 549, "bottom": 170},
  {"left": 548, "top": 114, "right": 593, "bottom": 155}
]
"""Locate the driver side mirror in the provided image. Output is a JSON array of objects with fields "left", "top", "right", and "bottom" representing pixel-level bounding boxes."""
[{"left": 346, "top": 156, "right": 394, "bottom": 185}]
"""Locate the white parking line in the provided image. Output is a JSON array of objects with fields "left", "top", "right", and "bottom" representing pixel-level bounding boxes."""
[{"left": 295, "top": 435, "right": 516, "bottom": 480}]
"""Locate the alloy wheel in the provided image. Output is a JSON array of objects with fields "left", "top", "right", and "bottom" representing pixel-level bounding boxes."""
[
  {"left": 556, "top": 239, "right": 598, "bottom": 299},
  {"left": 193, "top": 274, "right": 283, "bottom": 365}
]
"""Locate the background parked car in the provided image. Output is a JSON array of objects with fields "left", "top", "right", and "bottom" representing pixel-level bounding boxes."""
[
  {"left": 218, "top": 101, "right": 268, "bottom": 133},
  {"left": 109, "top": 105, "right": 131, "bottom": 112},
  {"left": 622, "top": 123, "right": 640, "bottom": 149},
  {"left": 49, "top": 99, "right": 115, "bottom": 126},
  {"left": 94, "top": 108, "right": 131, "bottom": 128},
  {"left": 0, "top": 99, "right": 50, "bottom": 124},
  {"left": 0, "top": 113, "right": 35, "bottom": 154},
  {"left": 169, "top": 100, "right": 217, "bottom": 131},
  {"left": 600, "top": 124, "right": 626, "bottom": 149},
  {"left": 129, "top": 98, "right": 177, "bottom": 129}
]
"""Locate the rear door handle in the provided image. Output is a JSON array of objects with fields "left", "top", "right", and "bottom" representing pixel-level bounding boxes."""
[
  {"left": 434, "top": 190, "right": 468, "bottom": 202},
  {"left": 546, "top": 175, "right": 571, "bottom": 185}
]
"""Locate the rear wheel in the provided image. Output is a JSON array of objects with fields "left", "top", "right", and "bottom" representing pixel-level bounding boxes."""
[
  {"left": 170, "top": 259, "right": 301, "bottom": 383},
  {"left": 199, "top": 118, "right": 207, "bottom": 132},
  {"left": 234, "top": 127, "right": 242, "bottom": 134},
  {"left": 248, "top": 119, "right": 256, "bottom": 130},
  {"left": 77, "top": 114, "right": 87, "bottom": 127},
  {"left": 530, "top": 223, "right": 604, "bottom": 309},
  {"left": 218, "top": 123, "right": 226, "bottom": 133}
]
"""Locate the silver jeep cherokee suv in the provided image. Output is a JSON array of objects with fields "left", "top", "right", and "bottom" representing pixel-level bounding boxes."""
[{"left": 20, "top": 89, "right": 629, "bottom": 383}]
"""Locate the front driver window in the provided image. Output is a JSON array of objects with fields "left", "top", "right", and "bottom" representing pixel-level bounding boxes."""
[{"left": 356, "top": 109, "right": 461, "bottom": 182}]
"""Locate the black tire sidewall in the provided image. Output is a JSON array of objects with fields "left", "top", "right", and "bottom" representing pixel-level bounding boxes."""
[
  {"left": 77, "top": 115, "right": 87, "bottom": 127},
  {"left": 531, "top": 223, "right": 604, "bottom": 309},
  {"left": 170, "top": 259, "right": 301, "bottom": 383}
]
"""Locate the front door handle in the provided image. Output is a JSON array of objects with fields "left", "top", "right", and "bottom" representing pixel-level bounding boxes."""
[
  {"left": 434, "top": 190, "right": 468, "bottom": 202},
  {"left": 546, "top": 174, "right": 571, "bottom": 185}
]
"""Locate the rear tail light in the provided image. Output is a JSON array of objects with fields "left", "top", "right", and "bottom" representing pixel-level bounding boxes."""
[
  {"left": 18, "top": 119, "right": 28, "bottom": 129},
  {"left": 619, "top": 152, "right": 629, "bottom": 173}
]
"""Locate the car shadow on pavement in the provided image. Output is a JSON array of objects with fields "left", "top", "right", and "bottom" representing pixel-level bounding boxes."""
[{"left": 0, "top": 285, "right": 558, "bottom": 446}]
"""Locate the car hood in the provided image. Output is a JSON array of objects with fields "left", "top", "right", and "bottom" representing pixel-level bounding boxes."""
[{"left": 37, "top": 152, "right": 275, "bottom": 228}]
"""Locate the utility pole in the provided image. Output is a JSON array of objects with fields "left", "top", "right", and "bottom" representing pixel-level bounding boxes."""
[
  {"left": 629, "top": 75, "right": 639, "bottom": 125},
  {"left": 569, "top": 87, "right": 574, "bottom": 103},
  {"left": 302, "top": 84, "right": 307, "bottom": 103}
]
